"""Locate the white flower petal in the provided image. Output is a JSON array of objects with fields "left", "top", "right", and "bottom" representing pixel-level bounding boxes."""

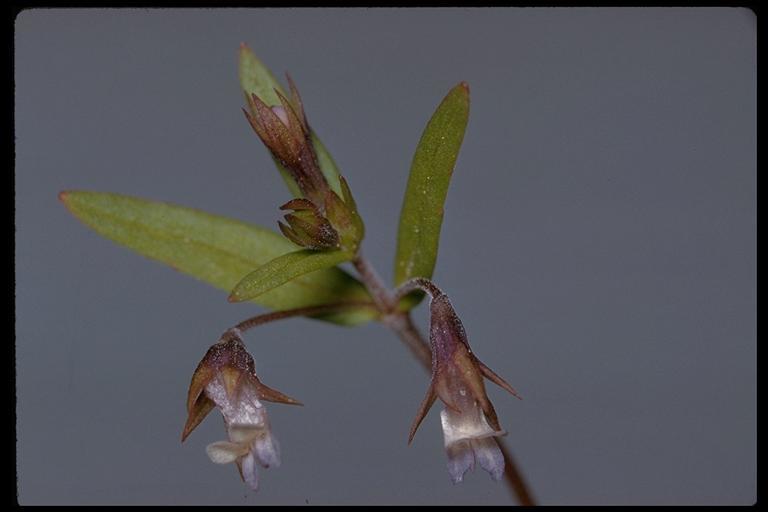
[
  {"left": 205, "top": 377, "right": 268, "bottom": 428},
  {"left": 204, "top": 378, "right": 234, "bottom": 412},
  {"left": 440, "top": 407, "right": 501, "bottom": 447},
  {"left": 241, "top": 452, "right": 260, "bottom": 491},
  {"left": 229, "top": 424, "right": 264, "bottom": 444},
  {"left": 253, "top": 431, "right": 281, "bottom": 469},
  {"left": 471, "top": 437, "right": 505, "bottom": 481},
  {"left": 445, "top": 440, "right": 475, "bottom": 484},
  {"left": 206, "top": 441, "right": 248, "bottom": 464},
  {"left": 271, "top": 105, "right": 290, "bottom": 126}
]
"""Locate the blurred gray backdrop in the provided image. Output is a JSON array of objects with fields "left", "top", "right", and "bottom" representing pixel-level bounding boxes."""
[{"left": 15, "top": 7, "right": 756, "bottom": 505}]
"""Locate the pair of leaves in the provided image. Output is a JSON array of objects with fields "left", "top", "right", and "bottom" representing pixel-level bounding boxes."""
[
  {"left": 62, "top": 46, "right": 469, "bottom": 326},
  {"left": 60, "top": 191, "right": 375, "bottom": 326}
]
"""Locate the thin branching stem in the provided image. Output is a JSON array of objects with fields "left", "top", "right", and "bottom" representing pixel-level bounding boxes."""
[
  {"left": 352, "top": 254, "right": 536, "bottom": 506},
  {"left": 393, "top": 277, "right": 445, "bottom": 302},
  {"left": 352, "top": 254, "right": 396, "bottom": 311},
  {"left": 220, "top": 301, "right": 377, "bottom": 342}
]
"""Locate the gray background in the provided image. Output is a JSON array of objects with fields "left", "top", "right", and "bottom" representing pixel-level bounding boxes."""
[{"left": 15, "top": 8, "right": 756, "bottom": 505}]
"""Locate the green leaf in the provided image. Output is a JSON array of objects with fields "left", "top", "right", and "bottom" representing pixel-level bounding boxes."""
[
  {"left": 310, "top": 130, "right": 344, "bottom": 196},
  {"left": 60, "top": 191, "right": 375, "bottom": 326},
  {"left": 239, "top": 43, "right": 283, "bottom": 107},
  {"left": 239, "top": 44, "right": 342, "bottom": 196},
  {"left": 393, "top": 82, "right": 470, "bottom": 308},
  {"left": 229, "top": 249, "right": 355, "bottom": 303}
]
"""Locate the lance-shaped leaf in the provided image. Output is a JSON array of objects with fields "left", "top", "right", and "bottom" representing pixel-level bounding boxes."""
[
  {"left": 239, "top": 43, "right": 343, "bottom": 196},
  {"left": 393, "top": 82, "right": 470, "bottom": 309},
  {"left": 228, "top": 249, "right": 355, "bottom": 303},
  {"left": 60, "top": 191, "right": 375, "bottom": 326}
]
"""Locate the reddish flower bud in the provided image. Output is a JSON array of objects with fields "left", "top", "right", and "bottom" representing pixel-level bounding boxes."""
[
  {"left": 244, "top": 77, "right": 365, "bottom": 253},
  {"left": 243, "top": 75, "right": 329, "bottom": 206},
  {"left": 182, "top": 330, "right": 301, "bottom": 491},
  {"left": 278, "top": 198, "right": 340, "bottom": 250}
]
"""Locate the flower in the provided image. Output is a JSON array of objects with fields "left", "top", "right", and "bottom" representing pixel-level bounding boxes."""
[
  {"left": 408, "top": 291, "right": 521, "bottom": 484},
  {"left": 182, "top": 330, "right": 301, "bottom": 491}
]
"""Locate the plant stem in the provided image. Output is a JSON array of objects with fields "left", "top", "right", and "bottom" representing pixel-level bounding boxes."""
[
  {"left": 351, "top": 255, "right": 536, "bottom": 506},
  {"left": 392, "top": 277, "right": 445, "bottom": 301},
  {"left": 498, "top": 438, "right": 536, "bottom": 506},
  {"left": 352, "top": 253, "right": 396, "bottom": 311},
  {"left": 219, "top": 301, "right": 377, "bottom": 345}
]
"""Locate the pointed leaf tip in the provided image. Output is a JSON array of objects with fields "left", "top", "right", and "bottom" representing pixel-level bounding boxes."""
[{"left": 239, "top": 45, "right": 283, "bottom": 109}]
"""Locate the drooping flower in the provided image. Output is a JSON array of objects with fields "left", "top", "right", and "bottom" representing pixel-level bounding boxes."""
[
  {"left": 182, "top": 330, "right": 301, "bottom": 491},
  {"left": 405, "top": 281, "right": 521, "bottom": 484}
]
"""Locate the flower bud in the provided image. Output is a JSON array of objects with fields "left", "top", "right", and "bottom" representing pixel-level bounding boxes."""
[
  {"left": 407, "top": 289, "right": 521, "bottom": 484},
  {"left": 244, "top": 77, "right": 365, "bottom": 253},
  {"left": 322, "top": 180, "right": 364, "bottom": 253},
  {"left": 182, "top": 331, "right": 301, "bottom": 491},
  {"left": 278, "top": 198, "right": 340, "bottom": 250},
  {"left": 244, "top": 75, "right": 329, "bottom": 205}
]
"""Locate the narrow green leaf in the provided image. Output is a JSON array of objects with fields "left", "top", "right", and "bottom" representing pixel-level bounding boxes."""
[
  {"left": 239, "top": 44, "right": 342, "bottom": 196},
  {"left": 238, "top": 42, "right": 283, "bottom": 107},
  {"left": 311, "top": 131, "right": 344, "bottom": 196},
  {"left": 60, "top": 191, "right": 375, "bottom": 326},
  {"left": 229, "top": 249, "right": 354, "bottom": 303},
  {"left": 393, "top": 82, "right": 470, "bottom": 307}
]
